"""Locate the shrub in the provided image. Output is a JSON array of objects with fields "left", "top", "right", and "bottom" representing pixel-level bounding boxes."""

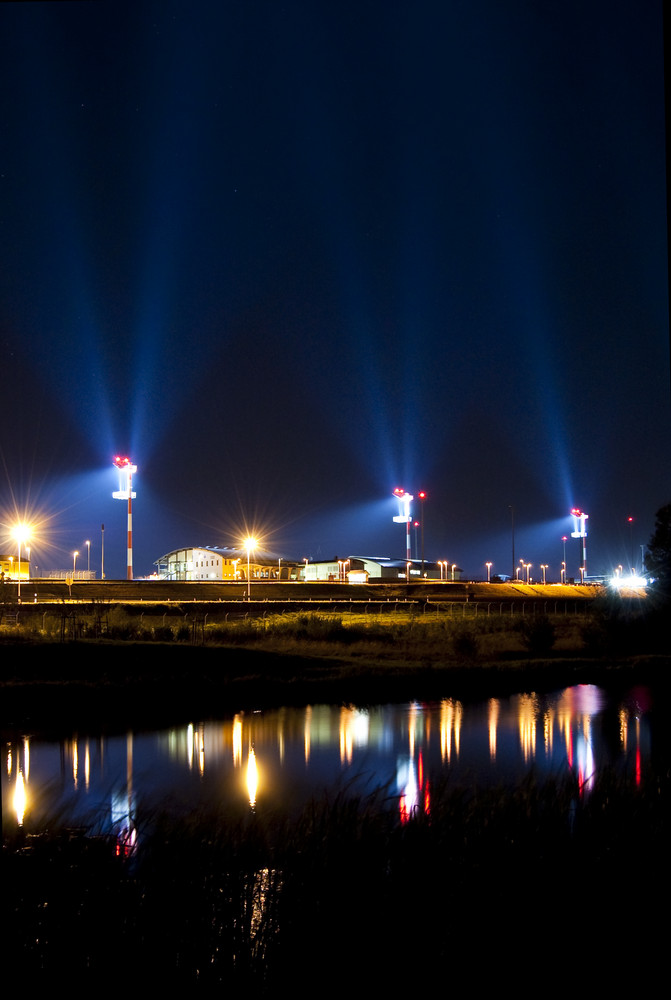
[
  {"left": 449, "top": 624, "right": 480, "bottom": 662},
  {"left": 519, "top": 615, "right": 556, "bottom": 656}
]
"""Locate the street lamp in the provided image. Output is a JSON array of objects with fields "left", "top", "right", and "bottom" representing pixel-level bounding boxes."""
[
  {"left": 451, "top": 563, "right": 456, "bottom": 582},
  {"left": 73, "top": 550, "right": 79, "bottom": 575},
  {"left": 244, "top": 537, "right": 257, "bottom": 599},
  {"left": 627, "top": 516, "right": 635, "bottom": 574},
  {"left": 417, "top": 490, "right": 427, "bottom": 574},
  {"left": 486, "top": 561, "right": 492, "bottom": 583},
  {"left": 12, "top": 524, "right": 30, "bottom": 602},
  {"left": 85, "top": 539, "right": 91, "bottom": 575},
  {"left": 525, "top": 562, "right": 532, "bottom": 584},
  {"left": 508, "top": 505, "right": 515, "bottom": 581},
  {"left": 541, "top": 564, "right": 548, "bottom": 585}
]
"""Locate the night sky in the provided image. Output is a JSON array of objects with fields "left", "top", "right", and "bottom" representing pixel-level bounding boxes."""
[{"left": 1, "top": 0, "right": 669, "bottom": 580}]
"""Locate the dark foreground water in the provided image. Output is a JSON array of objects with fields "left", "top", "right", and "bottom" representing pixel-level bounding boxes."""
[{"left": 3, "top": 681, "right": 653, "bottom": 843}]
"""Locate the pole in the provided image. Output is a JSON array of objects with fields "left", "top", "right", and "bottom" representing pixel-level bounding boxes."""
[
  {"left": 509, "top": 505, "right": 515, "bottom": 580},
  {"left": 127, "top": 468, "right": 133, "bottom": 580},
  {"left": 101, "top": 524, "right": 105, "bottom": 580}
]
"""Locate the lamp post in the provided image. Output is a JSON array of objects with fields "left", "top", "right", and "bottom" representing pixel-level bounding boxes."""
[
  {"left": 486, "top": 561, "right": 492, "bottom": 583},
  {"left": 451, "top": 563, "right": 456, "bottom": 582},
  {"left": 73, "top": 550, "right": 79, "bottom": 576},
  {"left": 85, "top": 539, "right": 90, "bottom": 575},
  {"left": 627, "top": 516, "right": 635, "bottom": 574},
  {"left": 13, "top": 524, "right": 30, "bottom": 602},
  {"left": 541, "top": 564, "right": 548, "bottom": 585},
  {"left": 508, "top": 505, "right": 515, "bottom": 581},
  {"left": 244, "top": 537, "right": 257, "bottom": 600},
  {"left": 525, "top": 562, "right": 532, "bottom": 584},
  {"left": 304, "top": 557, "right": 309, "bottom": 581},
  {"left": 417, "top": 491, "right": 427, "bottom": 575},
  {"left": 406, "top": 561, "right": 411, "bottom": 583}
]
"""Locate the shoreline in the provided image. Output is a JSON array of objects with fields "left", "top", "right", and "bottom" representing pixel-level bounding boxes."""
[{"left": 0, "top": 638, "right": 667, "bottom": 736}]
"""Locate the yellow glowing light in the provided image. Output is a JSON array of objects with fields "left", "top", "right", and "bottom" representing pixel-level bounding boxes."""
[
  {"left": 14, "top": 770, "right": 26, "bottom": 826},
  {"left": 12, "top": 522, "right": 31, "bottom": 546},
  {"left": 244, "top": 536, "right": 258, "bottom": 553},
  {"left": 247, "top": 747, "right": 259, "bottom": 807}
]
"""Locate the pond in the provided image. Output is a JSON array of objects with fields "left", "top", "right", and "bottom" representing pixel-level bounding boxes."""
[{"left": 3, "top": 681, "right": 653, "bottom": 847}]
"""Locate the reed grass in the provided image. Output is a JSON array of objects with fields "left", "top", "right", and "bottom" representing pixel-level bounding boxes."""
[{"left": 4, "top": 766, "right": 666, "bottom": 988}]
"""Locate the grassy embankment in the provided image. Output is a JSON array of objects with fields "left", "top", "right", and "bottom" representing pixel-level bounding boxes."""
[{"left": 0, "top": 593, "right": 667, "bottom": 729}]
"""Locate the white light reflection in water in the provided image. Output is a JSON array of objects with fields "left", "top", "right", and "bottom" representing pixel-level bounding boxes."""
[{"left": 2, "top": 685, "right": 653, "bottom": 840}]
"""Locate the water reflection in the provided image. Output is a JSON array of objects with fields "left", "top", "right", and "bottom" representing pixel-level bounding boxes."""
[{"left": 2, "top": 683, "right": 652, "bottom": 847}]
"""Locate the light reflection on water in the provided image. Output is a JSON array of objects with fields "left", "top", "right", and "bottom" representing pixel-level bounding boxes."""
[{"left": 2, "top": 683, "right": 652, "bottom": 848}]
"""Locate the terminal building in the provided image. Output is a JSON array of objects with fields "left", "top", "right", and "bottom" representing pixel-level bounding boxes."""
[
  {"left": 304, "top": 557, "right": 458, "bottom": 582},
  {"left": 154, "top": 546, "right": 297, "bottom": 581}
]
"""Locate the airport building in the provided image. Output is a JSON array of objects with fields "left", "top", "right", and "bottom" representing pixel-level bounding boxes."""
[{"left": 155, "top": 546, "right": 297, "bottom": 581}]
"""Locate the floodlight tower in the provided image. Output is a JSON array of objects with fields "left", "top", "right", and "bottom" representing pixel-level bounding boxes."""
[
  {"left": 113, "top": 456, "right": 137, "bottom": 580},
  {"left": 393, "top": 488, "right": 414, "bottom": 560},
  {"left": 570, "top": 508, "right": 588, "bottom": 579}
]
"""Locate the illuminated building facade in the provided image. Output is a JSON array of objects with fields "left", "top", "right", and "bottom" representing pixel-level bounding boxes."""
[{"left": 155, "top": 547, "right": 294, "bottom": 581}]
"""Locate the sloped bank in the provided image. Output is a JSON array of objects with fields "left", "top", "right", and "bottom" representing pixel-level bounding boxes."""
[{"left": 0, "top": 638, "right": 667, "bottom": 737}]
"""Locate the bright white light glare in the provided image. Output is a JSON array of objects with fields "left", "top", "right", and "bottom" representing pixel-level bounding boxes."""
[
  {"left": 392, "top": 488, "right": 413, "bottom": 523},
  {"left": 610, "top": 574, "right": 648, "bottom": 589}
]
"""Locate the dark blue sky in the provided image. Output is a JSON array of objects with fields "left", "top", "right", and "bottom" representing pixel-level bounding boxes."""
[{"left": 1, "top": 0, "right": 668, "bottom": 579}]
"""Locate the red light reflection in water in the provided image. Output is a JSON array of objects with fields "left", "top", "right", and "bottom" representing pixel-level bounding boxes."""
[{"left": 400, "top": 749, "right": 431, "bottom": 824}]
